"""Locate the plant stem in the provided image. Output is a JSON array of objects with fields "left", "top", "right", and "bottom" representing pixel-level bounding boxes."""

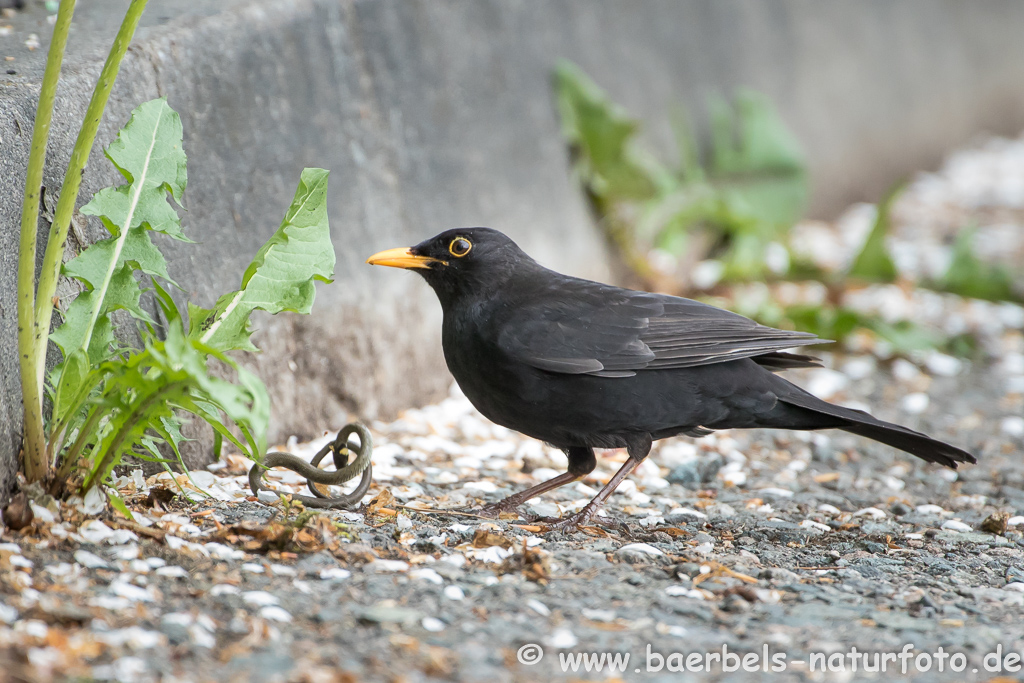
[
  {"left": 33, "top": 0, "right": 149, "bottom": 390},
  {"left": 58, "top": 403, "right": 103, "bottom": 481},
  {"left": 48, "top": 367, "right": 104, "bottom": 467},
  {"left": 17, "top": 0, "right": 78, "bottom": 483}
]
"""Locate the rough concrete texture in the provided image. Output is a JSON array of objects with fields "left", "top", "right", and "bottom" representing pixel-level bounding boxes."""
[{"left": 3, "top": 0, "right": 1024, "bottom": 499}]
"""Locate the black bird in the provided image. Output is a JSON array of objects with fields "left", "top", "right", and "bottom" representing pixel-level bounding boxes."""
[{"left": 367, "top": 228, "right": 976, "bottom": 529}]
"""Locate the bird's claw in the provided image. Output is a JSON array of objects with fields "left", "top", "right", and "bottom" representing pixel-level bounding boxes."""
[{"left": 536, "top": 509, "right": 598, "bottom": 533}]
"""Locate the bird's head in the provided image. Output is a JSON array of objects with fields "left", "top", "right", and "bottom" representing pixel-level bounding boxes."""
[{"left": 366, "top": 228, "right": 532, "bottom": 304}]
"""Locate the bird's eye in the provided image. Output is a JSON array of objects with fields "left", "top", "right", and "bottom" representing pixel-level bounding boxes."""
[{"left": 449, "top": 237, "right": 472, "bottom": 257}]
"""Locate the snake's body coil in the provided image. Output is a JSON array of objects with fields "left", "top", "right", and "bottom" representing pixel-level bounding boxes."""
[{"left": 247, "top": 423, "right": 373, "bottom": 509}]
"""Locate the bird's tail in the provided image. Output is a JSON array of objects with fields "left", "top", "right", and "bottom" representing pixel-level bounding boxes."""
[{"left": 775, "top": 384, "right": 976, "bottom": 469}]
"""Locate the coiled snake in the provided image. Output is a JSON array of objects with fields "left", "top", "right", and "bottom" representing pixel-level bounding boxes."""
[{"left": 248, "top": 423, "right": 373, "bottom": 509}]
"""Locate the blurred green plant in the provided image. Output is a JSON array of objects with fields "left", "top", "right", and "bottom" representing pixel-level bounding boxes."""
[
  {"left": 931, "top": 226, "right": 1018, "bottom": 302},
  {"left": 847, "top": 184, "right": 900, "bottom": 283},
  {"left": 553, "top": 60, "right": 1019, "bottom": 358},
  {"left": 554, "top": 60, "right": 806, "bottom": 283}
]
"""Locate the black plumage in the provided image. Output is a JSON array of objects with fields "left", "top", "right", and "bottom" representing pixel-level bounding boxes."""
[{"left": 368, "top": 228, "right": 976, "bottom": 528}]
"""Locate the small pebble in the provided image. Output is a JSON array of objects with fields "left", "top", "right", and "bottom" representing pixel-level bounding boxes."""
[
  {"left": 443, "top": 585, "right": 465, "bottom": 600},
  {"left": 422, "top": 617, "right": 445, "bottom": 632},
  {"left": 1002, "top": 416, "right": 1024, "bottom": 437},
  {"left": 73, "top": 550, "right": 108, "bottom": 569},
  {"left": 526, "top": 599, "right": 550, "bottom": 616},
  {"left": 901, "top": 393, "right": 930, "bottom": 414},
  {"left": 242, "top": 591, "right": 279, "bottom": 607},
  {"left": 154, "top": 566, "right": 189, "bottom": 579},
  {"left": 259, "top": 606, "right": 292, "bottom": 622},
  {"left": 319, "top": 568, "right": 352, "bottom": 581}
]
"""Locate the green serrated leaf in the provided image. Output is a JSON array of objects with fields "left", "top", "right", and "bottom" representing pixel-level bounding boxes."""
[
  {"left": 194, "top": 168, "right": 335, "bottom": 351},
  {"left": 81, "top": 97, "right": 187, "bottom": 239},
  {"left": 51, "top": 98, "right": 187, "bottom": 368},
  {"left": 65, "top": 225, "right": 171, "bottom": 286},
  {"left": 50, "top": 290, "right": 117, "bottom": 363}
]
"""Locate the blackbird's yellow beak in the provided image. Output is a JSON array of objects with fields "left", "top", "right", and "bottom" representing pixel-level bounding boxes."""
[{"left": 365, "top": 247, "right": 446, "bottom": 270}]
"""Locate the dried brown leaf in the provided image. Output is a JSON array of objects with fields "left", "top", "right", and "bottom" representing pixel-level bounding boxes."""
[{"left": 472, "top": 529, "right": 513, "bottom": 549}]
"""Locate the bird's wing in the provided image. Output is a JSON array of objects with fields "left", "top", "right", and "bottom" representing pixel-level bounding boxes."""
[{"left": 496, "top": 279, "right": 824, "bottom": 377}]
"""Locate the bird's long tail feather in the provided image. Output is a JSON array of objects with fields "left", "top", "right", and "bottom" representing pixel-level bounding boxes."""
[{"left": 777, "top": 386, "right": 975, "bottom": 469}]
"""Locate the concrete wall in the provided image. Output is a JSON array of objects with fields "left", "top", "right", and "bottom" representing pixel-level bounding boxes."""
[{"left": 3, "top": 0, "right": 1024, "bottom": 499}]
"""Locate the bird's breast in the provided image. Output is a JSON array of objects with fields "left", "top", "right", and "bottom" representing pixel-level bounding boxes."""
[{"left": 440, "top": 310, "right": 558, "bottom": 436}]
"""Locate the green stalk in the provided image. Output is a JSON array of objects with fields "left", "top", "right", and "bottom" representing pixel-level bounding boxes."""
[
  {"left": 33, "top": 0, "right": 149, "bottom": 390},
  {"left": 17, "top": 0, "right": 78, "bottom": 483},
  {"left": 47, "top": 369, "right": 103, "bottom": 466},
  {"left": 57, "top": 403, "right": 103, "bottom": 481}
]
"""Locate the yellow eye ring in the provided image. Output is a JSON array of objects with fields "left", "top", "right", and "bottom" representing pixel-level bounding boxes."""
[{"left": 449, "top": 237, "right": 472, "bottom": 257}]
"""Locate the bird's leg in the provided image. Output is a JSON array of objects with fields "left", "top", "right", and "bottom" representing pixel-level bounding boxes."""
[
  {"left": 543, "top": 436, "right": 651, "bottom": 531},
  {"left": 474, "top": 447, "right": 595, "bottom": 518}
]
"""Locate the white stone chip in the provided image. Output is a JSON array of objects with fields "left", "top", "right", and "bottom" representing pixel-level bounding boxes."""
[
  {"left": 270, "top": 564, "right": 297, "bottom": 577},
  {"left": 242, "top": 591, "right": 279, "bottom": 606},
  {"left": 10, "top": 555, "right": 33, "bottom": 569},
  {"left": 581, "top": 608, "right": 616, "bottom": 622},
  {"left": 110, "top": 580, "right": 154, "bottom": 603},
  {"left": 155, "top": 566, "right": 189, "bottom": 579},
  {"left": 319, "top": 568, "right": 352, "bottom": 581},
  {"left": 422, "top": 617, "right": 446, "bottom": 632},
  {"left": 665, "top": 586, "right": 706, "bottom": 599},
  {"left": 259, "top": 606, "right": 293, "bottom": 622},
  {"left": 617, "top": 543, "right": 665, "bottom": 556},
  {"left": 368, "top": 560, "right": 410, "bottom": 573},
  {"left": 74, "top": 550, "right": 109, "bottom": 569},
  {"left": 667, "top": 507, "right": 706, "bottom": 521},
  {"left": 901, "top": 392, "right": 930, "bottom": 414},
  {"left": 205, "top": 543, "right": 245, "bottom": 561},
  {"left": 1001, "top": 416, "right": 1024, "bottom": 437},
  {"left": 925, "top": 352, "right": 963, "bottom": 377},
  {"left": 546, "top": 628, "right": 578, "bottom": 649},
  {"left": 443, "top": 585, "right": 465, "bottom": 600},
  {"left": 29, "top": 503, "right": 56, "bottom": 524},
  {"left": 758, "top": 488, "right": 794, "bottom": 498},
  {"left": 410, "top": 568, "right": 443, "bottom": 585},
  {"left": 0, "top": 604, "right": 18, "bottom": 624},
  {"left": 526, "top": 599, "right": 550, "bottom": 616},
  {"left": 806, "top": 369, "right": 849, "bottom": 400},
  {"left": 461, "top": 481, "right": 497, "bottom": 493},
  {"left": 464, "top": 546, "right": 512, "bottom": 564}
]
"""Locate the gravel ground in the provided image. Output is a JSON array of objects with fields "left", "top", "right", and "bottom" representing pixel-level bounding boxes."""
[{"left": 3, "top": 138, "right": 1024, "bottom": 682}]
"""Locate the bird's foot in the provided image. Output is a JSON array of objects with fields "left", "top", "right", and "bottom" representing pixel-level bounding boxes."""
[{"left": 537, "top": 507, "right": 599, "bottom": 532}]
